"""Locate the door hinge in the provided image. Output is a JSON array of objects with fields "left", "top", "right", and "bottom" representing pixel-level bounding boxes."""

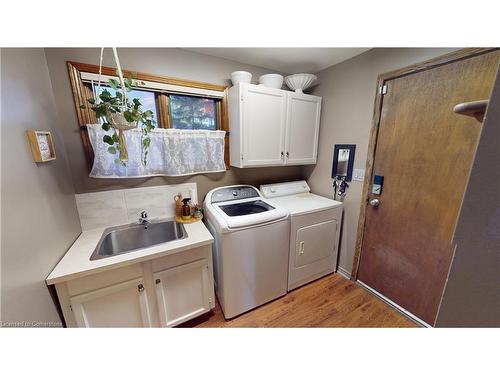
[
  {"left": 379, "top": 84, "right": 387, "bottom": 95},
  {"left": 69, "top": 305, "right": 73, "bottom": 312},
  {"left": 241, "top": 154, "right": 244, "bottom": 161}
]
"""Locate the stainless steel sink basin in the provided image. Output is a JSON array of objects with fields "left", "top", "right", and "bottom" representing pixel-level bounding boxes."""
[{"left": 90, "top": 219, "right": 187, "bottom": 261}]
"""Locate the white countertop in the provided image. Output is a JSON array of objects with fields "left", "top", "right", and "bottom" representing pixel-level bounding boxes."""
[{"left": 46, "top": 220, "right": 214, "bottom": 285}]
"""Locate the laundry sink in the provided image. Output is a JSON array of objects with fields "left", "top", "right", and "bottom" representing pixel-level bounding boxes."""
[{"left": 90, "top": 219, "right": 187, "bottom": 260}]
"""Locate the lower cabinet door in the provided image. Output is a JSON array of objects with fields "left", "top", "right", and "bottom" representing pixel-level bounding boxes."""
[
  {"left": 154, "top": 258, "right": 212, "bottom": 327},
  {"left": 69, "top": 277, "right": 152, "bottom": 328}
]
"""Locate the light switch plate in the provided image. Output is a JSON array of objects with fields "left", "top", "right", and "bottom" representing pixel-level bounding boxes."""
[{"left": 352, "top": 169, "right": 365, "bottom": 182}]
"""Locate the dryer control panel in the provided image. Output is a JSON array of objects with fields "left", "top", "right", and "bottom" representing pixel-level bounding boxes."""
[
  {"left": 211, "top": 186, "right": 260, "bottom": 203},
  {"left": 261, "top": 180, "right": 310, "bottom": 198}
]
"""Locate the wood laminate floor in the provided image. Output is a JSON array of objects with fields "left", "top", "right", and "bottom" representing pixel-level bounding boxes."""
[{"left": 180, "top": 273, "right": 418, "bottom": 328}]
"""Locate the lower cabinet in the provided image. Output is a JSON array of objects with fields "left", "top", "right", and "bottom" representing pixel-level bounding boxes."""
[
  {"left": 70, "top": 277, "right": 152, "bottom": 328},
  {"left": 55, "top": 245, "right": 214, "bottom": 328},
  {"left": 154, "top": 258, "right": 212, "bottom": 327}
]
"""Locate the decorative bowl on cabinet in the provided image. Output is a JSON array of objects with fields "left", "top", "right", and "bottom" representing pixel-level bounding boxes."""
[
  {"left": 285, "top": 73, "right": 317, "bottom": 93},
  {"left": 231, "top": 71, "right": 252, "bottom": 85},
  {"left": 258, "top": 74, "right": 284, "bottom": 89}
]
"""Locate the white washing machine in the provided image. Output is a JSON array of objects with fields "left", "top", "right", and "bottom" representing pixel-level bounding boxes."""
[
  {"left": 260, "top": 180, "right": 343, "bottom": 291},
  {"left": 204, "top": 185, "right": 290, "bottom": 319}
]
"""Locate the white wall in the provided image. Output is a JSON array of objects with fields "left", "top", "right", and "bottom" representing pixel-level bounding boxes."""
[
  {"left": 306, "top": 48, "right": 458, "bottom": 275},
  {"left": 1, "top": 48, "right": 81, "bottom": 326},
  {"left": 436, "top": 69, "right": 500, "bottom": 327}
]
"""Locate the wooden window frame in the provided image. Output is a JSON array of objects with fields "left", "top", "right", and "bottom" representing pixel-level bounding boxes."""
[{"left": 67, "top": 61, "right": 230, "bottom": 171}]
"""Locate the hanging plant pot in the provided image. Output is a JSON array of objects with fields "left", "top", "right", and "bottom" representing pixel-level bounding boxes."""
[
  {"left": 82, "top": 48, "right": 156, "bottom": 166},
  {"left": 106, "top": 107, "right": 139, "bottom": 163},
  {"left": 107, "top": 109, "right": 138, "bottom": 131}
]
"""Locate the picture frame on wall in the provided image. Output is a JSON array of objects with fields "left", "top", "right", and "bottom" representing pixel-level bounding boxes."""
[{"left": 26, "top": 130, "right": 56, "bottom": 162}]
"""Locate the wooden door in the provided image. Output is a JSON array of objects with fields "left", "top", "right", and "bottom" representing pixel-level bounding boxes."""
[
  {"left": 70, "top": 277, "right": 152, "bottom": 327},
  {"left": 154, "top": 259, "right": 212, "bottom": 327},
  {"left": 242, "top": 84, "right": 287, "bottom": 166},
  {"left": 357, "top": 50, "right": 500, "bottom": 325},
  {"left": 285, "top": 93, "right": 321, "bottom": 165}
]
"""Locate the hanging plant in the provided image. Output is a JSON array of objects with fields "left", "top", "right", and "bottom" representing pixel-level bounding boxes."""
[{"left": 81, "top": 48, "right": 155, "bottom": 166}]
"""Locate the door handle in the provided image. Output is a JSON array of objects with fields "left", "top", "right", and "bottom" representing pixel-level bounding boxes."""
[
  {"left": 298, "top": 241, "right": 305, "bottom": 255},
  {"left": 369, "top": 198, "right": 380, "bottom": 207}
]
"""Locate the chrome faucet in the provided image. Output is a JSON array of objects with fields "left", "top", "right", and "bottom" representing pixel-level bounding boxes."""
[{"left": 139, "top": 211, "right": 150, "bottom": 226}]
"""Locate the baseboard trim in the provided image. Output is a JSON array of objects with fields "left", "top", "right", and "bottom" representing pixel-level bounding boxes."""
[
  {"left": 357, "top": 280, "right": 431, "bottom": 328},
  {"left": 336, "top": 267, "right": 351, "bottom": 280}
]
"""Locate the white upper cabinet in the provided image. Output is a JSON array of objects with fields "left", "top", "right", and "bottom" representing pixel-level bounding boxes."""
[
  {"left": 229, "top": 83, "right": 321, "bottom": 168},
  {"left": 242, "top": 84, "right": 287, "bottom": 166},
  {"left": 285, "top": 93, "right": 322, "bottom": 165}
]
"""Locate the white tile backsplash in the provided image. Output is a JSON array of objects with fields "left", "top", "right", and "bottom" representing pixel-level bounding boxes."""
[
  {"left": 75, "top": 191, "right": 128, "bottom": 231},
  {"left": 75, "top": 183, "right": 197, "bottom": 231},
  {"left": 124, "top": 187, "right": 171, "bottom": 222}
]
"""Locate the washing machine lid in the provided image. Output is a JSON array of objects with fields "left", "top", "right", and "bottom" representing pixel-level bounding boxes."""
[
  {"left": 218, "top": 200, "right": 275, "bottom": 217},
  {"left": 213, "top": 198, "right": 288, "bottom": 229},
  {"left": 206, "top": 185, "right": 289, "bottom": 230}
]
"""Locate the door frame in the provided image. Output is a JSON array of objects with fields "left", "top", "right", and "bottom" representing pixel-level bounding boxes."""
[{"left": 350, "top": 47, "right": 499, "bottom": 280}]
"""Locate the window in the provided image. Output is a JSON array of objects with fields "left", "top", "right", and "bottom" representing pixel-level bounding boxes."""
[
  {"left": 67, "top": 61, "right": 229, "bottom": 170},
  {"left": 169, "top": 94, "right": 217, "bottom": 130},
  {"left": 94, "top": 86, "right": 159, "bottom": 126},
  {"left": 92, "top": 84, "right": 220, "bottom": 131}
]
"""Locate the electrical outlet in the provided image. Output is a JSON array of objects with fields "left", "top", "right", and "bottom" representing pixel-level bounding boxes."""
[{"left": 353, "top": 169, "right": 365, "bottom": 182}]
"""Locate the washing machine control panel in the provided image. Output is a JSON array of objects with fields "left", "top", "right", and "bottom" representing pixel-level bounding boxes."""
[{"left": 211, "top": 186, "right": 260, "bottom": 203}]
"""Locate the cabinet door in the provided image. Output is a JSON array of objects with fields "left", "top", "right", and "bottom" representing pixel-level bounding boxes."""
[
  {"left": 70, "top": 278, "right": 151, "bottom": 328},
  {"left": 285, "top": 93, "right": 321, "bottom": 164},
  {"left": 242, "top": 85, "right": 287, "bottom": 166},
  {"left": 154, "top": 259, "right": 212, "bottom": 327}
]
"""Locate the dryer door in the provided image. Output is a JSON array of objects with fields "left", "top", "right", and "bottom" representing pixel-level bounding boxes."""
[
  {"left": 295, "top": 220, "right": 336, "bottom": 268},
  {"left": 288, "top": 207, "right": 342, "bottom": 291}
]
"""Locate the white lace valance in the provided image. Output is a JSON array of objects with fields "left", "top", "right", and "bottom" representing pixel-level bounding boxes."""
[{"left": 87, "top": 125, "right": 226, "bottom": 178}]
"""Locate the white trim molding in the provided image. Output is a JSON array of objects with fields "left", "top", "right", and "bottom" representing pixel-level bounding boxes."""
[{"left": 357, "top": 280, "right": 431, "bottom": 328}]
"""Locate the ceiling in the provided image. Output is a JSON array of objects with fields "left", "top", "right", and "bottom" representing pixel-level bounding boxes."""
[{"left": 185, "top": 48, "right": 371, "bottom": 74}]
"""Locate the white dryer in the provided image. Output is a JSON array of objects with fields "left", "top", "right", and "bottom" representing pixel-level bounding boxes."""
[
  {"left": 204, "top": 185, "right": 290, "bottom": 319},
  {"left": 260, "top": 181, "right": 343, "bottom": 291}
]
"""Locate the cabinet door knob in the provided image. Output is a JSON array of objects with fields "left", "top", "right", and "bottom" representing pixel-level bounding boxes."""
[
  {"left": 138, "top": 284, "right": 144, "bottom": 292},
  {"left": 155, "top": 279, "right": 161, "bottom": 284},
  {"left": 286, "top": 151, "right": 289, "bottom": 158},
  {"left": 280, "top": 151, "right": 284, "bottom": 158}
]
